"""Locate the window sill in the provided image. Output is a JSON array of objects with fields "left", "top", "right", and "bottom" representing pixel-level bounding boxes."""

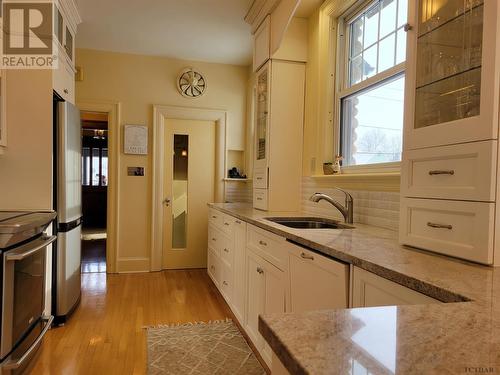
[{"left": 310, "top": 172, "right": 401, "bottom": 192}]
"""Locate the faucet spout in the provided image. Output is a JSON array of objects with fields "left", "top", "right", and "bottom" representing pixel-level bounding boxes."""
[{"left": 309, "top": 189, "right": 354, "bottom": 224}]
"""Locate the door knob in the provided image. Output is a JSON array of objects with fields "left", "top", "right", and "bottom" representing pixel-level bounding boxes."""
[{"left": 163, "top": 198, "right": 171, "bottom": 206}]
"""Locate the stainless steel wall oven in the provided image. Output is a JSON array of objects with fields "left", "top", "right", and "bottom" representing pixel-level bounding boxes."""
[{"left": 0, "top": 211, "right": 56, "bottom": 373}]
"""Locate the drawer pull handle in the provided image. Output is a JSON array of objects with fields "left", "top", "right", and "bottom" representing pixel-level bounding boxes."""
[
  {"left": 63, "top": 88, "right": 69, "bottom": 94},
  {"left": 224, "top": 248, "right": 229, "bottom": 253},
  {"left": 257, "top": 197, "right": 263, "bottom": 201},
  {"left": 427, "top": 222, "right": 453, "bottom": 230},
  {"left": 210, "top": 265, "right": 215, "bottom": 270},
  {"left": 212, "top": 238, "right": 217, "bottom": 241},
  {"left": 429, "top": 170, "right": 455, "bottom": 176},
  {"left": 259, "top": 240, "right": 267, "bottom": 246},
  {"left": 257, "top": 267, "right": 264, "bottom": 274},
  {"left": 223, "top": 281, "right": 228, "bottom": 286},
  {"left": 224, "top": 222, "right": 230, "bottom": 226},
  {"left": 212, "top": 215, "right": 217, "bottom": 219},
  {"left": 235, "top": 220, "right": 242, "bottom": 224},
  {"left": 257, "top": 177, "right": 263, "bottom": 180},
  {"left": 300, "top": 252, "right": 314, "bottom": 260}
]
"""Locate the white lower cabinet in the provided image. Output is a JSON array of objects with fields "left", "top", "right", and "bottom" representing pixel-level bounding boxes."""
[
  {"left": 207, "top": 209, "right": 442, "bottom": 372},
  {"left": 231, "top": 219, "right": 247, "bottom": 324},
  {"left": 351, "top": 267, "right": 439, "bottom": 307},
  {"left": 245, "top": 249, "right": 286, "bottom": 367},
  {"left": 288, "top": 243, "right": 349, "bottom": 312}
]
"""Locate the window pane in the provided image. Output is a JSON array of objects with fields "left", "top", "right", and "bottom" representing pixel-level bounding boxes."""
[
  {"left": 364, "top": 4, "right": 380, "bottom": 47},
  {"left": 341, "top": 75, "right": 405, "bottom": 166},
  {"left": 92, "top": 148, "right": 100, "bottom": 186},
  {"left": 380, "top": 0, "right": 397, "bottom": 38},
  {"left": 395, "top": 28, "right": 406, "bottom": 64},
  {"left": 350, "top": 55, "right": 363, "bottom": 86},
  {"left": 172, "top": 135, "right": 188, "bottom": 249},
  {"left": 350, "top": 17, "right": 364, "bottom": 57},
  {"left": 347, "top": 0, "right": 408, "bottom": 87},
  {"left": 397, "top": 0, "right": 408, "bottom": 28},
  {"left": 101, "top": 149, "right": 108, "bottom": 186},
  {"left": 82, "top": 147, "right": 90, "bottom": 186},
  {"left": 378, "top": 33, "right": 396, "bottom": 72},
  {"left": 363, "top": 44, "right": 378, "bottom": 79}
]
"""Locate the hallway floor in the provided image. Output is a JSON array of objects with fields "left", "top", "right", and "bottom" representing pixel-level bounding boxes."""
[
  {"left": 28, "top": 270, "right": 233, "bottom": 375},
  {"left": 81, "top": 239, "right": 107, "bottom": 273}
]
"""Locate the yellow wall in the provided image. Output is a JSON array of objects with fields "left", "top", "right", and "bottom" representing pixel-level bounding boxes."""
[{"left": 75, "top": 49, "right": 249, "bottom": 272}]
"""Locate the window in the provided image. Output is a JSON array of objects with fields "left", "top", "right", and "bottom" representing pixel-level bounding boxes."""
[
  {"left": 338, "top": 0, "right": 408, "bottom": 168},
  {"left": 82, "top": 147, "right": 108, "bottom": 187}
]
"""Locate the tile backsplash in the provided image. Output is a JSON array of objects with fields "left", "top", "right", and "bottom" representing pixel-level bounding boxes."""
[
  {"left": 225, "top": 181, "right": 253, "bottom": 203},
  {"left": 224, "top": 177, "right": 400, "bottom": 231},
  {"left": 301, "top": 177, "right": 400, "bottom": 231}
]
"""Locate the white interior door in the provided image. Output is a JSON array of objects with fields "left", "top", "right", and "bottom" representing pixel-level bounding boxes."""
[{"left": 162, "top": 119, "right": 215, "bottom": 269}]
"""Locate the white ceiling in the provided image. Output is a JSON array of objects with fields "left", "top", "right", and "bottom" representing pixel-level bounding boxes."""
[
  {"left": 75, "top": 0, "right": 325, "bottom": 66},
  {"left": 75, "top": 0, "right": 254, "bottom": 66}
]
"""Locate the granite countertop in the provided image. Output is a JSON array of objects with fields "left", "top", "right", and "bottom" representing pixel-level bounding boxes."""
[{"left": 208, "top": 203, "right": 500, "bottom": 375}]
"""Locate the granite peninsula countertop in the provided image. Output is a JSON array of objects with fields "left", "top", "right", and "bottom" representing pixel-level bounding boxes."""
[{"left": 208, "top": 203, "right": 500, "bottom": 375}]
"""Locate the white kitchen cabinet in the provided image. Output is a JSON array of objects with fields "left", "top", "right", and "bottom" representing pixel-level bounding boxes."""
[
  {"left": 252, "top": 59, "right": 305, "bottom": 212},
  {"left": 253, "top": 16, "right": 271, "bottom": 72},
  {"left": 351, "top": 267, "right": 439, "bottom": 307},
  {"left": 400, "top": 0, "right": 500, "bottom": 265},
  {"left": 404, "top": 0, "right": 500, "bottom": 149},
  {"left": 52, "top": 0, "right": 80, "bottom": 103},
  {"left": 231, "top": 218, "right": 247, "bottom": 324},
  {"left": 288, "top": 243, "right": 349, "bottom": 313},
  {"left": 245, "top": 249, "right": 286, "bottom": 367}
]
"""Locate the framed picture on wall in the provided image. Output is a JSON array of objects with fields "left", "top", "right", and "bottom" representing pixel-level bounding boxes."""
[{"left": 124, "top": 125, "right": 148, "bottom": 155}]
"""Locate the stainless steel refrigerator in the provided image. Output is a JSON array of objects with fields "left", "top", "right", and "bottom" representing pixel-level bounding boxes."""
[{"left": 53, "top": 99, "right": 82, "bottom": 324}]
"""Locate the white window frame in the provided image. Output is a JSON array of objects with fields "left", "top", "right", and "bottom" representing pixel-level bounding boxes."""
[{"left": 333, "top": 0, "right": 406, "bottom": 174}]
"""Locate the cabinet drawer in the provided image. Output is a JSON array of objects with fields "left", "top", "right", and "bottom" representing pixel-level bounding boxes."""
[
  {"left": 253, "top": 167, "right": 268, "bottom": 189},
  {"left": 247, "top": 225, "right": 286, "bottom": 271},
  {"left": 207, "top": 248, "right": 220, "bottom": 286},
  {"left": 253, "top": 189, "right": 268, "bottom": 210},
  {"left": 401, "top": 141, "right": 497, "bottom": 201},
  {"left": 220, "top": 236, "right": 233, "bottom": 268},
  {"left": 209, "top": 208, "right": 223, "bottom": 228},
  {"left": 220, "top": 262, "right": 233, "bottom": 302},
  {"left": 208, "top": 225, "right": 220, "bottom": 255},
  {"left": 221, "top": 214, "right": 234, "bottom": 234},
  {"left": 400, "top": 198, "right": 495, "bottom": 264}
]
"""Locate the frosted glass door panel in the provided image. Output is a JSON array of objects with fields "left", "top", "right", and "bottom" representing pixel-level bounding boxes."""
[{"left": 256, "top": 66, "right": 268, "bottom": 161}]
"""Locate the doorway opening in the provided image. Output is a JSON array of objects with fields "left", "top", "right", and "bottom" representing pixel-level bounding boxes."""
[{"left": 81, "top": 111, "right": 108, "bottom": 273}]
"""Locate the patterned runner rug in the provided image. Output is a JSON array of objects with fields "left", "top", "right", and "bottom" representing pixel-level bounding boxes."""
[{"left": 146, "top": 319, "right": 266, "bottom": 374}]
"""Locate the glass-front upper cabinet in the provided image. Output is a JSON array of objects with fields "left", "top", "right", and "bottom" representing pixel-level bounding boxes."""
[
  {"left": 254, "top": 62, "right": 270, "bottom": 168},
  {"left": 404, "top": 0, "right": 500, "bottom": 149}
]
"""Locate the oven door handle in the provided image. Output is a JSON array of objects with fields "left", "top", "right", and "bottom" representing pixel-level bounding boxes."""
[
  {"left": 1, "top": 315, "right": 54, "bottom": 370},
  {"left": 5, "top": 235, "right": 56, "bottom": 261}
]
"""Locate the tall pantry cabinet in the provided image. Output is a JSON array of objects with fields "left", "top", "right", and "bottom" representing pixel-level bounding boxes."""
[
  {"left": 252, "top": 16, "right": 307, "bottom": 212},
  {"left": 400, "top": 0, "right": 500, "bottom": 265}
]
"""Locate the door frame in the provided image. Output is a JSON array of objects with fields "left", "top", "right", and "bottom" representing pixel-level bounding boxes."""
[
  {"left": 77, "top": 100, "right": 121, "bottom": 274},
  {"left": 151, "top": 105, "right": 227, "bottom": 272}
]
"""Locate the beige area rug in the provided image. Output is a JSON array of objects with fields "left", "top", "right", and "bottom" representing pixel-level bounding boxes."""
[{"left": 146, "top": 319, "right": 266, "bottom": 375}]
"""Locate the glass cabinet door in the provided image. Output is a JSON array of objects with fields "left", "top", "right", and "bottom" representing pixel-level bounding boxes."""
[
  {"left": 255, "top": 64, "right": 269, "bottom": 163},
  {"left": 415, "top": 0, "right": 483, "bottom": 129}
]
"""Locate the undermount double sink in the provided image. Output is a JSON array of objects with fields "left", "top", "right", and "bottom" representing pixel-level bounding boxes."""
[{"left": 265, "top": 217, "right": 354, "bottom": 230}]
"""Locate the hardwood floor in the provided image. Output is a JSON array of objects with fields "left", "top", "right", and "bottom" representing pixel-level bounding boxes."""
[{"left": 29, "top": 270, "right": 234, "bottom": 375}]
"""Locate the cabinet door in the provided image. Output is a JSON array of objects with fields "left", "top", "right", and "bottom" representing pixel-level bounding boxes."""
[
  {"left": 245, "top": 251, "right": 266, "bottom": 349},
  {"left": 261, "top": 259, "right": 286, "bottom": 366},
  {"left": 352, "top": 267, "right": 439, "bottom": 307},
  {"left": 231, "top": 219, "right": 247, "bottom": 325},
  {"left": 288, "top": 245, "right": 349, "bottom": 313},
  {"left": 254, "top": 62, "right": 270, "bottom": 171},
  {"left": 404, "top": 0, "right": 500, "bottom": 149},
  {"left": 64, "top": 25, "right": 74, "bottom": 63},
  {"left": 207, "top": 248, "right": 220, "bottom": 287},
  {"left": 253, "top": 16, "right": 270, "bottom": 72}
]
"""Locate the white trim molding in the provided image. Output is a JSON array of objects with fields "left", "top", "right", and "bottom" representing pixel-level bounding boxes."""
[
  {"left": 151, "top": 105, "right": 227, "bottom": 272},
  {"left": 77, "top": 100, "right": 121, "bottom": 274}
]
